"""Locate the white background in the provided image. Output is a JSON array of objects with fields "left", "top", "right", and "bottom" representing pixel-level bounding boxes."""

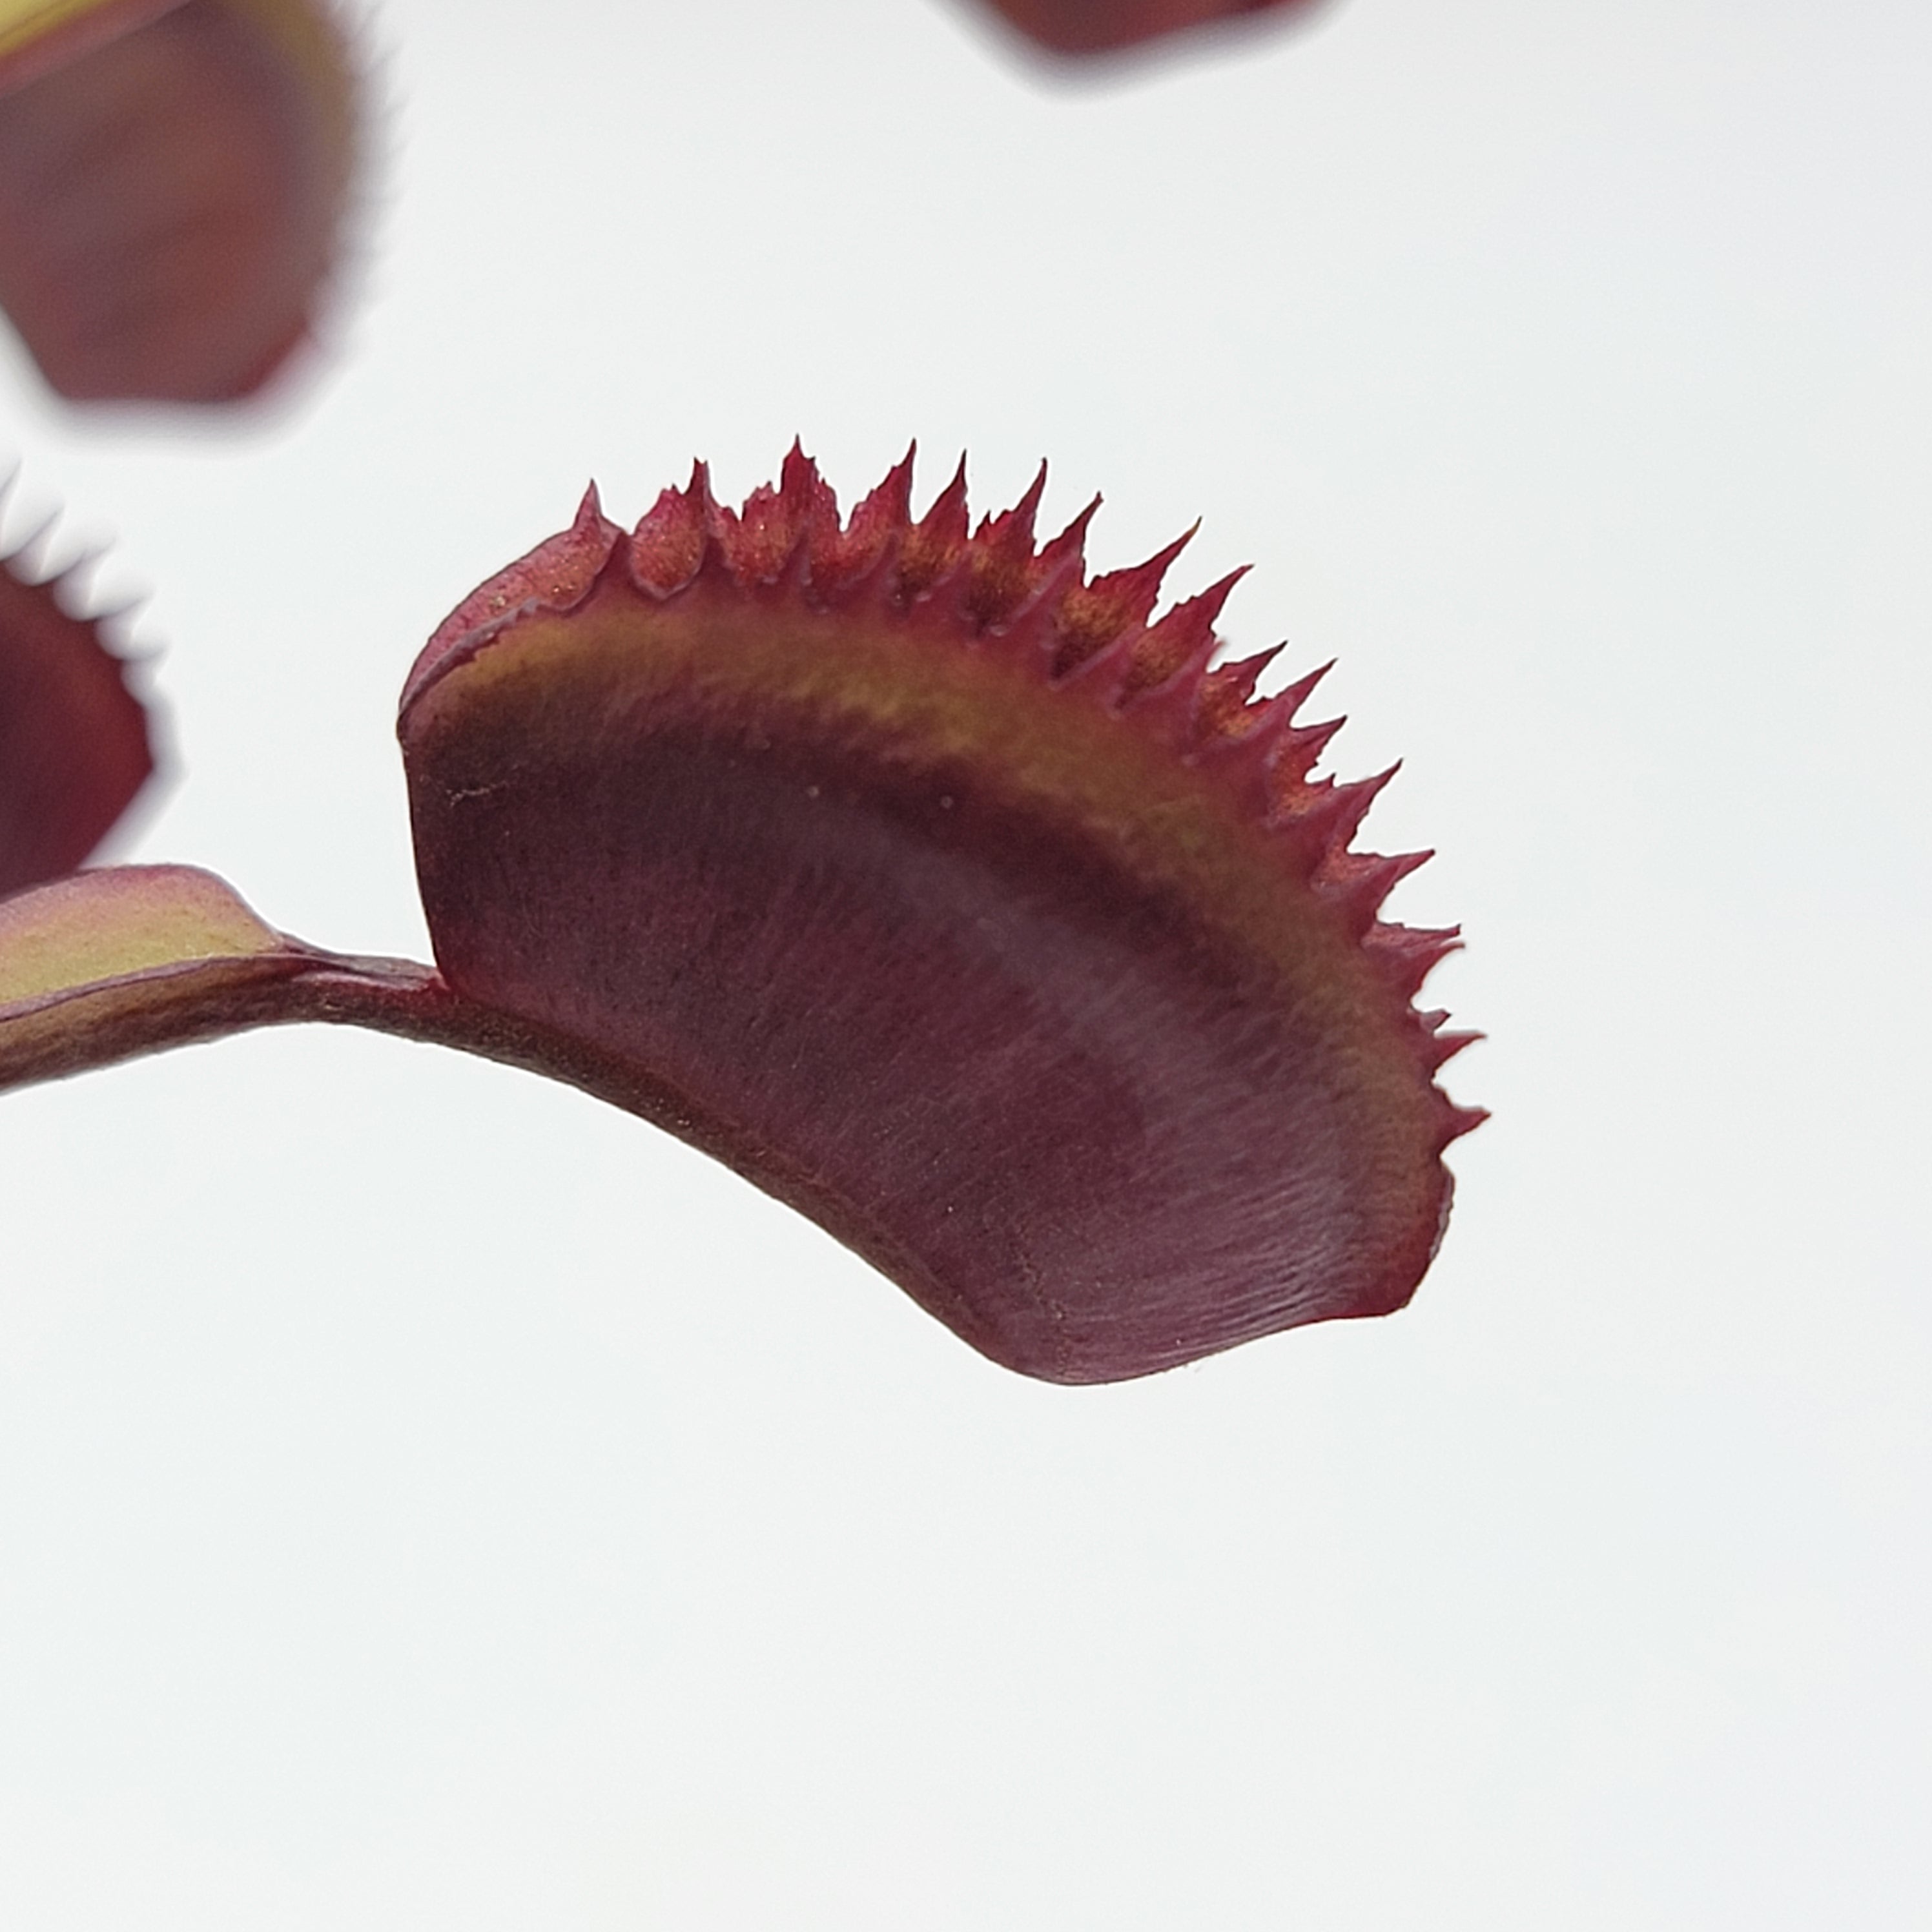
[{"left": 2, "top": 0, "right": 1929, "bottom": 1923}]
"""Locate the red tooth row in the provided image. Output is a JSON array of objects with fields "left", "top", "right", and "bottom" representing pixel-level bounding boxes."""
[{"left": 406, "top": 446, "right": 1465, "bottom": 998}]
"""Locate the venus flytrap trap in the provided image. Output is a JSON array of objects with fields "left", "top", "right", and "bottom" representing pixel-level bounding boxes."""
[{"left": 0, "top": 447, "right": 1479, "bottom": 1382}]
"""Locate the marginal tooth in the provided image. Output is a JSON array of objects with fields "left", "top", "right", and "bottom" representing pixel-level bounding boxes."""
[
  {"left": 777, "top": 441, "right": 838, "bottom": 577},
  {"left": 1100, "top": 528, "right": 1195, "bottom": 626},
  {"left": 1264, "top": 763, "right": 1374, "bottom": 869},
  {"left": 1204, "top": 657, "right": 1336, "bottom": 783},
  {"left": 1275, "top": 659, "right": 1335, "bottom": 723},
  {"left": 719, "top": 449, "right": 834, "bottom": 590},
  {"left": 628, "top": 468, "right": 713, "bottom": 596},
  {"left": 1313, "top": 764, "right": 1399, "bottom": 853},
  {"left": 1042, "top": 524, "right": 1189, "bottom": 680},
  {"left": 961, "top": 460, "right": 1052, "bottom": 630},
  {"left": 1013, "top": 460, "right": 1049, "bottom": 534},
  {"left": 1328, "top": 845, "right": 1431, "bottom": 893},
  {"left": 897, "top": 453, "right": 971, "bottom": 599},
  {"left": 1413, "top": 1003, "right": 1482, "bottom": 1074},
  {"left": 778, "top": 438, "right": 825, "bottom": 513},
  {"left": 1264, "top": 715, "right": 1346, "bottom": 803},
  {"left": 818, "top": 444, "right": 914, "bottom": 596},
  {"left": 1439, "top": 1102, "right": 1491, "bottom": 1147},
  {"left": 687, "top": 458, "right": 719, "bottom": 522},
  {"left": 1362, "top": 922, "right": 1463, "bottom": 999},
  {"left": 1424, "top": 1030, "right": 1483, "bottom": 1073},
  {"left": 1193, "top": 643, "right": 1284, "bottom": 742},
  {"left": 689, "top": 461, "right": 741, "bottom": 587},
  {"left": 859, "top": 444, "right": 918, "bottom": 535},
  {"left": 1314, "top": 848, "right": 1432, "bottom": 937},
  {"left": 1119, "top": 564, "right": 1245, "bottom": 701},
  {"left": 1323, "top": 843, "right": 1431, "bottom": 900},
  {"left": 974, "top": 460, "right": 1047, "bottom": 548},
  {"left": 1036, "top": 494, "right": 1100, "bottom": 579}
]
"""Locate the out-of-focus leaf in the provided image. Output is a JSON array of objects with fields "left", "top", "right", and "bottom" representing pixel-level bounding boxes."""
[
  {"left": 0, "top": 0, "right": 359, "bottom": 402},
  {"left": 972, "top": 0, "right": 1316, "bottom": 57}
]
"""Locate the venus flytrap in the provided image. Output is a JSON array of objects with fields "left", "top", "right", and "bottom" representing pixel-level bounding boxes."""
[{"left": 0, "top": 447, "right": 1479, "bottom": 1382}]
